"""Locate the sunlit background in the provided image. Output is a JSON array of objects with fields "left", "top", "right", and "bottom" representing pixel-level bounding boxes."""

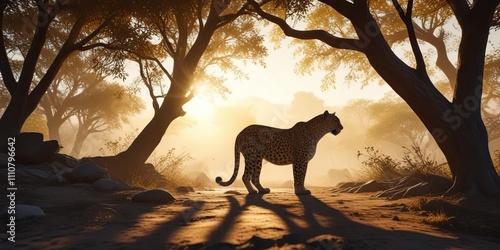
[{"left": 20, "top": 13, "right": 499, "bottom": 188}]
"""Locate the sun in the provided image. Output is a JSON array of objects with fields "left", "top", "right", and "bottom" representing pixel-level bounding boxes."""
[
  {"left": 183, "top": 86, "right": 218, "bottom": 118},
  {"left": 183, "top": 96, "right": 215, "bottom": 118}
]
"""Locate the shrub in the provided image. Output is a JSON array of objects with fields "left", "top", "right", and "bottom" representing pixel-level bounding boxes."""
[
  {"left": 356, "top": 147, "right": 402, "bottom": 181},
  {"left": 400, "top": 143, "right": 451, "bottom": 178},
  {"left": 357, "top": 144, "right": 450, "bottom": 181},
  {"left": 99, "top": 131, "right": 192, "bottom": 189}
]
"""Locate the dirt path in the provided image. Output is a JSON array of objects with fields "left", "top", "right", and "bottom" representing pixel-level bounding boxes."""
[{"left": 8, "top": 187, "right": 500, "bottom": 249}]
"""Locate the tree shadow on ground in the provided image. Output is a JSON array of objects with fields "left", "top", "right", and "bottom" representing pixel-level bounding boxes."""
[
  {"left": 13, "top": 191, "right": 500, "bottom": 249},
  {"left": 203, "top": 194, "right": 490, "bottom": 249}
]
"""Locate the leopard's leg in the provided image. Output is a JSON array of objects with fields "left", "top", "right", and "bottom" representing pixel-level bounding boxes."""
[
  {"left": 242, "top": 158, "right": 257, "bottom": 194},
  {"left": 251, "top": 159, "right": 271, "bottom": 194},
  {"left": 292, "top": 162, "right": 311, "bottom": 195}
]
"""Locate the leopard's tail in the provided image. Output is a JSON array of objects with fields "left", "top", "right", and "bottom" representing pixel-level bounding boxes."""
[{"left": 216, "top": 144, "right": 240, "bottom": 186}]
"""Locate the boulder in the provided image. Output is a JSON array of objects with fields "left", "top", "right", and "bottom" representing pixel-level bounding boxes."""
[
  {"left": 0, "top": 154, "right": 57, "bottom": 183},
  {"left": 188, "top": 171, "right": 216, "bottom": 187},
  {"left": 49, "top": 153, "right": 79, "bottom": 168},
  {"left": 327, "top": 168, "right": 354, "bottom": 183},
  {"left": 92, "top": 179, "right": 117, "bottom": 191},
  {"left": 91, "top": 179, "right": 133, "bottom": 191},
  {"left": 336, "top": 181, "right": 365, "bottom": 189},
  {"left": 176, "top": 186, "right": 195, "bottom": 193},
  {"left": 2, "top": 204, "right": 45, "bottom": 220},
  {"left": 355, "top": 180, "right": 389, "bottom": 193},
  {"left": 15, "top": 132, "right": 60, "bottom": 165},
  {"left": 62, "top": 162, "right": 109, "bottom": 183},
  {"left": 131, "top": 189, "right": 175, "bottom": 204}
]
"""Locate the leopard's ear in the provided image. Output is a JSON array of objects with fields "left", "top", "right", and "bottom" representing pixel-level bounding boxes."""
[
  {"left": 323, "top": 110, "right": 329, "bottom": 119},
  {"left": 333, "top": 112, "right": 336, "bottom": 115}
]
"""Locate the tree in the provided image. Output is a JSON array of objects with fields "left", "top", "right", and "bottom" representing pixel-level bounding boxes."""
[
  {"left": 36, "top": 53, "right": 143, "bottom": 157},
  {"left": 0, "top": 0, "right": 146, "bottom": 148},
  {"left": 290, "top": 0, "right": 500, "bottom": 142},
  {"left": 247, "top": 0, "right": 500, "bottom": 196},
  {"left": 90, "top": 0, "right": 267, "bottom": 182}
]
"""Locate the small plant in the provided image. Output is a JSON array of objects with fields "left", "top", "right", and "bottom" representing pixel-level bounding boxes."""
[
  {"left": 423, "top": 210, "right": 453, "bottom": 226},
  {"left": 356, "top": 147, "right": 402, "bottom": 181},
  {"left": 98, "top": 129, "right": 139, "bottom": 155},
  {"left": 356, "top": 144, "right": 449, "bottom": 181},
  {"left": 400, "top": 142, "right": 451, "bottom": 178},
  {"left": 99, "top": 130, "right": 193, "bottom": 189}
]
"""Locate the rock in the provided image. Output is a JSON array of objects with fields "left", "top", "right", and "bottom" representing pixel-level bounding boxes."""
[
  {"left": 2, "top": 205, "right": 45, "bottom": 220},
  {"left": 327, "top": 168, "right": 354, "bottom": 183},
  {"left": 0, "top": 154, "right": 57, "bottom": 184},
  {"left": 187, "top": 171, "right": 216, "bottom": 187},
  {"left": 49, "top": 153, "right": 79, "bottom": 168},
  {"left": 355, "top": 180, "right": 389, "bottom": 193},
  {"left": 91, "top": 179, "right": 133, "bottom": 191},
  {"left": 92, "top": 179, "right": 117, "bottom": 191},
  {"left": 392, "top": 216, "right": 400, "bottom": 221},
  {"left": 336, "top": 181, "right": 365, "bottom": 189},
  {"left": 176, "top": 186, "right": 195, "bottom": 193},
  {"left": 279, "top": 180, "right": 294, "bottom": 188},
  {"left": 15, "top": 132, "right": 60, "bottom": 165},
  {"left": 131, "top": 189, "right": 175, "bottom": 204},
  {"left": 62, "top": 162, "right": 109, "bottom": 183}
]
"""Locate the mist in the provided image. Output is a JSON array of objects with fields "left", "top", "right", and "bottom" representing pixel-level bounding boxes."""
[{"left": 146, "top": 91, "right": 442, "bottom": 187}]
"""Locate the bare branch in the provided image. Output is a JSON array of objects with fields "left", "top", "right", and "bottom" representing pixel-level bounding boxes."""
[
  {"left": 138, "top": 59, "right": 160, "bottom": 112},
  {"left": 246, "top": 0, "right": 362, "bottom": 53},
  {"left": 392, "top": 0, "right": 428, "bottom": 77}
]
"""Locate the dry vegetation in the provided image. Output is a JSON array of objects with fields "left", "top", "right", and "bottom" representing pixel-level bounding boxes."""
[
  {"left": 356, "top": 144, "right": 451, "bottom": 182},
  {"left": 98, "top": 131, "right": 194, "bottom": 190}
]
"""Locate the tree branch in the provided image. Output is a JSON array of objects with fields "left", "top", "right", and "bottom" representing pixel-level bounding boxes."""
[
  {"left": 246, "top": 0, "right": 362, "bottom": 53},
  {"left": 138, "top": 59, "right": 160, "bottom": 112},
  {"left": 392, "top": 0, "right": 428, "bottom": 77},
  {"left": 318, "top": 0, "right": 355, "bottom": 20},
  {"left": 0, "top": 3, "right": 16, "bottom": 94},
  {"left": 445, "top": 0, "right": 470, "bottom": 28}
]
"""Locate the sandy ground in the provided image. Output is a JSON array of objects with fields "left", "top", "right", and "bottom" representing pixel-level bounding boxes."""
[{"left": 4, "top": 186, "right": 500, "bottom": 249}]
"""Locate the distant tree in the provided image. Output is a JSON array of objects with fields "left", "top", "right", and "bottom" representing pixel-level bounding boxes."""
[
  {"left": 91, "top": 0, "right": 268, "bottom": 182},
  {"left": 67, "top": 82, "right": 143, "bottom": 157},
  {"left": 365, "top": 96, "right": 430, "bottom": 148},
  {"left": 248, "top": 0, "right": 500, "bottom": 196},
  {"left": 0, "top": 0, "right": 148, "bottom": 147},
  {"left": 36, "top": 53, "right": 143, "bottom": 157}
]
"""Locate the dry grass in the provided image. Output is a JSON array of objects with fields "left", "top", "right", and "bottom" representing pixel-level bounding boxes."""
[{"left": 423, "top": 210, "right": 453, "bottom": 226}]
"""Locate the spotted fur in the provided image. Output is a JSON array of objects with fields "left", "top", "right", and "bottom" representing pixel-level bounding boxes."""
[{"left": 216, "top": 110, "right": 343, "bottom": 195}]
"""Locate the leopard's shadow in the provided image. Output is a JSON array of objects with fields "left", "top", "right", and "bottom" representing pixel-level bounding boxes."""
[{"left": 205, "top": 193, "right": 471, "bottom": 248}]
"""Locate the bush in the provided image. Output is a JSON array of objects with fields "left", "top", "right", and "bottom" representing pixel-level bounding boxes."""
[
  {"left": 400, "top": 143, "right": 451, "bottom": 178},
  {"left": 99, "top": 131, "right": 192, "bottom": 189},
  {"left": 149, "top": 149, "right": 192, "bottom": 189},
  {"left": 357, "top": 144, "right": 450, "bottom": 181},
  {"left": 356, "top": 147, "right": 402, "bottom": 181}
]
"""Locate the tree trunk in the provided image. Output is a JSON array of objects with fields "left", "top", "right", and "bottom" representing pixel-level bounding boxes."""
[
  {"left": 349, "top": 2, "right": 500, "bottom": 197},
  {"left": 69, "top": 127, "right": 88, "bottom": 158},
  {"left": 91, "top": 90, "right": 189, "bottom": 182}
]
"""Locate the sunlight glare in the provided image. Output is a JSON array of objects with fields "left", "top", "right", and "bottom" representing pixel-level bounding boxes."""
[{"left": 182, "top": 85, "right": 218, "bottom": 119}]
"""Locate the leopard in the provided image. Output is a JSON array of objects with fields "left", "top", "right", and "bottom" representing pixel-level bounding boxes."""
[{"left": 216, "top": 110, "right": 343, "bottom": 195}]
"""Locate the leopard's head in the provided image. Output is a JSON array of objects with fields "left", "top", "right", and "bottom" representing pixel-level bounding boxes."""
[{"left": 322, "top": 110, "right": 343, "bottom": 136}]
